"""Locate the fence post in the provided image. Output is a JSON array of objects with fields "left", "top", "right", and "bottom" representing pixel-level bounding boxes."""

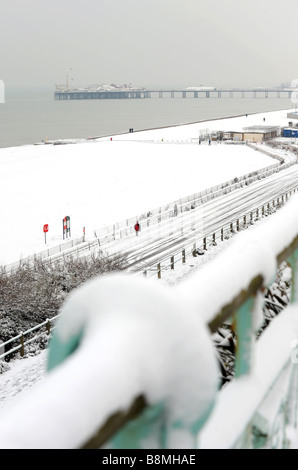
[
  {"left": 230, "top": 222, "right": 234, "bottom": 233},
  {"left": 171, "top": 256, "right": 174, "bottom": 269},
  {"left": 182, "top": 249, "right": 186, "bottom": 263},
  {"left": 20, "top": 333, "right": 24, "bottom": 357},
  {"left": 213, "top": 233, "right": 216, "bottom": 244},
  {"left": 262, "top": 206, "right": 265, "bottom": 216},
  {"left": 237, "top": 220, "right": 240, "bottom": 231},
  {"left": 193, "top": 243, "right": 197, "bottom": 256},
  {"left": 221, "top": 228, "right": 224, "bottom": 241},
  {"left": 234, "top": 297, "right": 255, "bottom": 377},
  {"left": 203, "top": 237, "right": 207, "bottom": 250},
  {"left": 157, "top": 263, "right": 161, "bottom": 279},
  {"left": 46, "top": 319, "right": 51, "bottom": 335}
]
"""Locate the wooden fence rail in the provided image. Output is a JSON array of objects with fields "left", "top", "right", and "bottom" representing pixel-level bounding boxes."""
[{"left": 0, "top": 316, "right": 59, "bottom": 362}]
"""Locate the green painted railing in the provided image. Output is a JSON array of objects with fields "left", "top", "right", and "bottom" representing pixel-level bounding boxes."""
[{"left": 46, "top": 194, "right": 298, "bottom": 449}]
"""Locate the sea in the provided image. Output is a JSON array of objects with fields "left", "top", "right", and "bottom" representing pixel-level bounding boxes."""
[{"left": 0, "top": 87, "right": 295, "bottom": 149}]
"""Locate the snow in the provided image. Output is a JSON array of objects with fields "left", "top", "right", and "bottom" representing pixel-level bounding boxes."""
[{"left": 1, "top": 107, "right": 298, "bottom": 448}]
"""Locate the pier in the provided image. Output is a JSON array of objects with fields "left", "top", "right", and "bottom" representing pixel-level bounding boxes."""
[{"left": 54, "top": 88, "right": 294, "bottom": 100}]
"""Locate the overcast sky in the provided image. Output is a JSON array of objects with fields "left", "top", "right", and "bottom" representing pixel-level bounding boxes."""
[{"left": 1, "top": 0, "right": 298, "bottom": 91}]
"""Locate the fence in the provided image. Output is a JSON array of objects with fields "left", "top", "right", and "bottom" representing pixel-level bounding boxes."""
[
  {"left": 93, "top": 158, "right": 293, "bottom": 246},
  {"left": 142, "top": 190, "right": 296, "bottom": 279},
  {"left": 0, "top": 315, "right": 59, "bottom": 362},
  {"left": 4, "top": 237, "right": 85, "bottom": 273}
]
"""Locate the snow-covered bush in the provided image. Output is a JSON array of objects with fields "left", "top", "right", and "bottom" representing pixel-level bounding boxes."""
[{"left": 0, "top": 252, "right": 126, "bottom": 353}]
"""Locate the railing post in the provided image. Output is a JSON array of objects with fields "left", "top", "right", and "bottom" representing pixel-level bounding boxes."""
[
  {"left": 171, "top": 256, "right": 174, "bottom": 269},
  {"left": 237, "top": 220, "right": 240, "bottom": 231},
  {"left": 221, "top": 228, "right": 224, "bottom": 241},
  {"left": 192, "top": 243, "right": 196, "bottom": 256},
  {"left": 157, "top": 263, "right": 161, "bottom": 279},
  {"left": 234, "top": 297, "right": 255, "bottom": 377},
  {"left": 182, "top": 249, "right": 186, "bottom": 264},
  {"left": 203, "top": 237, "right": 207, "bottom": 250},
  {"left": 289, "top": 248, "right": 298, "bottom": 303},
  {"left": 20, "top": 333, "right": 24, "bottom": 357}
]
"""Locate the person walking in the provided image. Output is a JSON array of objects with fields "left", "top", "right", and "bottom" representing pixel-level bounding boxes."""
[{"left": 134, "top": 221, "right": 140, "bottom": 236}]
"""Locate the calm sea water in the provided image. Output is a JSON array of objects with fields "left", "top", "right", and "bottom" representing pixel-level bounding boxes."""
[{"left": 0, "top": 88, "right": 294, "bottom": 148}]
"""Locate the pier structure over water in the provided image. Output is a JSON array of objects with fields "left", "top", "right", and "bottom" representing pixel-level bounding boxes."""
[{"left": 54, "top": 88, "right": 294, "bottom": 100}]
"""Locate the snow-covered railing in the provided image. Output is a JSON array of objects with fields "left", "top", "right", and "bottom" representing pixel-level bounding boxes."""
[
  {"left": 0, "top": 195, "right": 298, "bottom": 448},
  {"left": 93, "top": 158, "right": 290, "bottom": 245},
  {"left": 0, "top": 316, "right": 59, "bottom": 361},
  {"left": 4, "top": 236, "right": 85, "bottom": 273}
]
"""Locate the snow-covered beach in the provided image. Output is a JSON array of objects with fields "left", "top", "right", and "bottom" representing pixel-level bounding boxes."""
[{"left": 0, "top": 107, "right": 298, "bottom": 448}]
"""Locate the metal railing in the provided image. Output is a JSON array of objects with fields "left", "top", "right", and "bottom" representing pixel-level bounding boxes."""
[
  {"left": 4, "top": 237, "right": 85, "bottom": 273},
  {"left": 93, "top": 158, "right": 288, "bottom": 244},
  {"left": 141, "top": 190, "right": 295, "bottom": 279}
]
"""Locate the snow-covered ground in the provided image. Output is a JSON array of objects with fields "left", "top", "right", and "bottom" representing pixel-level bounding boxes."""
[
  {"left": 0, "top": 108, "right": 294, "bottom": 267},
  {"left": 1, "top": 108, "right": 298, "bottom": 448}
]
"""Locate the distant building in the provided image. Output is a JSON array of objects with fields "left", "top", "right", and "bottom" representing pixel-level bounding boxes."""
[
  {"left": 221, "top": 126, "right": 280, "bottom": 143},
  {"left": 283, "top": 128, "right": 298, "bottom": 138}
]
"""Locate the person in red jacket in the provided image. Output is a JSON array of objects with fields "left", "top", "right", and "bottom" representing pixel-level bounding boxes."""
[{"left": 134, "top": 221, "right": 140, "bottom": 235}]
